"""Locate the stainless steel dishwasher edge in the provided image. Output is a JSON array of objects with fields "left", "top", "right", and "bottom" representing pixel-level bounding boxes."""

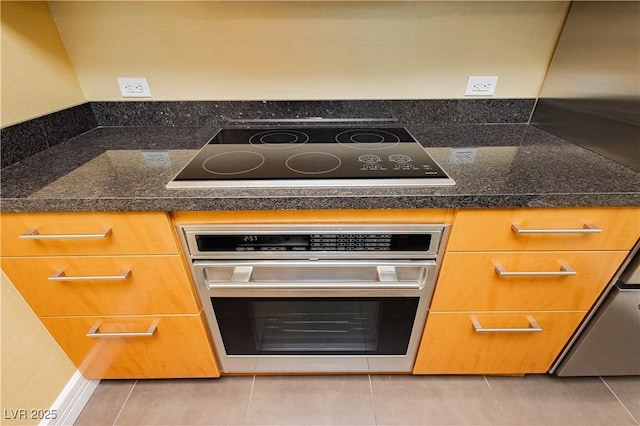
[{"left": 554, "top": 239, "right": 640, "bottom": 376}]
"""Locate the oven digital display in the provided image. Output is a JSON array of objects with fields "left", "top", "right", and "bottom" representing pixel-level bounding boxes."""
[{"left": 195, "top": 233, "right": 432, "bottom": 252}]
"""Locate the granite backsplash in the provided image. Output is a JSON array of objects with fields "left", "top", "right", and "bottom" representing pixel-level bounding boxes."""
[{"left": 1, "top": 99, "right": 535, "bottom": 169}]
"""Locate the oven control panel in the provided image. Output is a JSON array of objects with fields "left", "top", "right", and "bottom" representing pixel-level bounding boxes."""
[
  {"left": 194, "top": 233, "right": 431, "bottom": 252},
  {"left": 310, "top": 234, "right": 392, "bottom": 251},
  {"left": 181, "top": 225, "right": 447, "bottom": 259}
]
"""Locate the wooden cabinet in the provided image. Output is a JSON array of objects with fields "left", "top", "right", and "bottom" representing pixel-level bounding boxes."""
[
  {"left": 1, "top": 212, "right": 179, "bottom": 256},
  {"left": 2, "top": 207, "right": 637, "bottom": 378},
  {"left": 0, "top": 212, "right": 220, "bottom": 379},
  {"left": 417, "top": 311, "right": 586, "bottom": 374},
  {"left": 41, "top": 314, "right": 218, "bottom": 379},
  {"left": 430, "top": 251, "right": 628, "bottom": 311},
  {"left": 414, "top": 207, "right": 639, "bottom": 375},
  {"left": 446, "top": 207, "right": 639, "bottom": 252},
  {"left": 1, "top": 255, "right": 200, "bottom": 316}
]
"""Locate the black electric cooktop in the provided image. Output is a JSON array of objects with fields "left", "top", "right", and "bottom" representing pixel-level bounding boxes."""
[{"left": 167, "top": 127, "right": 455, "bottom": 188}]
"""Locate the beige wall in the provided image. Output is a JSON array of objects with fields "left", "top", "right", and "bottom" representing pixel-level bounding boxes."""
[
  {"left": 1, "top": 1, "right": 85, "bottom": 127},
  {"left": 0, "top": 3, "right": 83, "bottom": 415},
  {"left": 50, "top": 1, "right": 570, "bottom": 102},
  {"left": 0, "top": 271, "right": 77, "bottom": 426},
  {"left": 0, "top": 1, "right": 570, "bottom": 124}
]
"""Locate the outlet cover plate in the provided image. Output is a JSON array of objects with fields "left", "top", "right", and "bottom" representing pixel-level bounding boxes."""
[
  {"left": 450, "top": 148, "right": 478, "bottom": 164},
  {"left": 117, "top": 77, "right": 152, "bottom": 98},
  {"left": 142, "top": 151, "right": 171, "bottom": 166},
  {"left": 464, "top": 76, "right": 498, "bottom": 96}
]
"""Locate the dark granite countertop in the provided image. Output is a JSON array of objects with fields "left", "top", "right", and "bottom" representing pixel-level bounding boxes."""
[{"left": 1, "top": 124, "right": 639, "bottom": 212}]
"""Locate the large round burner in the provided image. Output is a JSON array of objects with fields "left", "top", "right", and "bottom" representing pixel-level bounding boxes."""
[
  {"left": 335, "top": 129, "right": 401, "bottom": 150},
  {"left": 286, "top": 152, "right": 342, "bottom": 175},
  {"left": 249, "top": 130, "right": 309, "bottom": 149},
  {"left": 203, "top": 151, "right": 265, "bottom": 175}
]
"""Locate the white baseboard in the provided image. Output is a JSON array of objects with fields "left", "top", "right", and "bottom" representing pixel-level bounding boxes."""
[{"left": 40, "top": 370, "right": 99, "bottom": 426}]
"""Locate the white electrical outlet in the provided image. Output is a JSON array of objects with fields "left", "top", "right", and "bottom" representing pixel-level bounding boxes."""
[
  {"left": 117, "top": 77, "right": 152, "bottom": 98},
  {"left": 464, "top": 76, "right": 498, "bottom": 96},
  {"left": 142, "top": 151, "right": 171, "bottom": 166}
]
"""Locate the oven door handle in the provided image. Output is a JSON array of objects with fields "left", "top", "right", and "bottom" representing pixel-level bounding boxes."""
[
  {"left": 206, "top": 282, "right": 422, "bottom": 290},
  {"left": 205, "top": 265, "right": 423, "bottom": 290}
]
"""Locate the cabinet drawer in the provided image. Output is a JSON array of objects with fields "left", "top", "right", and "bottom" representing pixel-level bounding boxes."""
[
  {"left": 41, "top": 314, "right": 220, "bottom": 379},
  {"left": 447, "top": 208, "right": 639, "bottom": 252},
  {"left": 414, "top": 311, "right": 585, "bottom": 374},
  {"left": 0, "top": 212, "right": 179, "bottom": 256},
  {"left": 430, "top": 251, "right": 627, "bottom": 311},
  {"left": 1, "top": 256, "right": 200, "bottom": 316}
]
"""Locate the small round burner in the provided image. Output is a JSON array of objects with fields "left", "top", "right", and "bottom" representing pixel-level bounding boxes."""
[
  {"left": 249, "top": 130, "right": 309, "bottom": 149},
  {"left": 335, "top": 129, "right": 401, "bottom": 150},
  {"left": 286, "top": 152, "right": 342, "bottom": 175},
  {"left": 203, "top": 151, "right": 265, "bottom": 175}
]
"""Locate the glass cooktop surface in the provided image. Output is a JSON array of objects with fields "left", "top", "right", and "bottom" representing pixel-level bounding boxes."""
[{"left": 167, "top": 127, "right": 455, "bottom": 188}]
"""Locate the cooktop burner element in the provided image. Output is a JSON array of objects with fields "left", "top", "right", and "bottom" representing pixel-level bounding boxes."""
[
  {"left": 336, "top": 129, "right": 401, "bottom": 149},
  {"left": 167, "top": 127, "right": 455, "bottom": 188},
  {"left": 203, "top": 151, "right": 266, "bottom": 175},
  {"left": 286, "top": 152, "right": 342, "bottom": 174},
  {"left": 249, "top": 130, "right": 309, "bottom": 148}
]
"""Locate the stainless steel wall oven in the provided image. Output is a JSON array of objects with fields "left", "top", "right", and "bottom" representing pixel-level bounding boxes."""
[{"left": 179, "top": 224, "right": 448, "bottom": 373}]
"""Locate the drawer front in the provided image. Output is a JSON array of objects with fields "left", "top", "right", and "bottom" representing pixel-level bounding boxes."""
[
  {"left": 1, "top": 256, "right": 200, "bottom": 316},
  {"left": 414, "top": 311, "right": 585, "bottom": 374},
  {"left": 430, "top": 251, "right": 628, "bottom": 311},
  {"left": 1, "top": 212, "right": 179, "bottom": 256},
  {"left": 41, "top": 314, "right": 220, "bottom": 379},
  {"left": 447, "top": 208, "right": 639, "bottom": 252}
]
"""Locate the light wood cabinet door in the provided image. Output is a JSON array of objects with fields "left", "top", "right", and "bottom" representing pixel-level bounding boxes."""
[
  {"left": 430, "top": 251, "right": 627, "bottom": 311},
  {"left": 41, "top": 314, "right": 220, "bottom": 379},
  {"left": 1, "top": 256, "right": 200, "bottom": 316},
  {"left": 414, "top": 311, "right": 585, "bottom": 375},
  {"left": 447, "top": 208, "right": 639, "bottom": 252},
  {"left": 1, "top": 212, "right": 180, "bottom": 256}
]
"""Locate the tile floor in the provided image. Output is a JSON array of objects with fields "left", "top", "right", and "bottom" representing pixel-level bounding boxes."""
[{"left": 75, "top": 374, "right": 640, "bottom": 426}]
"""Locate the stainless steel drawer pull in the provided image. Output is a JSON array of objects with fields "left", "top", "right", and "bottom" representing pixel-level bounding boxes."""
[
  {"left": 48, "top": 269, "right": 132, "bottom": 282},
  {"left": 511, "top": 223, "right": 602, "bottom": 234},
  {"left": 20, "top": 227, "right": 113, "bottom": 240},
  {"left": 494, "top": 262, "right": 577, "bottom": 277},
  {"left": 86, "top": 320, "right": 159, "bottom": 338},
  {"left": 471, "top": 315, "right": 542, "bottom": 333}
]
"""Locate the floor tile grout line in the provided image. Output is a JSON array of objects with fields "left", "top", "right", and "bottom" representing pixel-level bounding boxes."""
[
  {"left": 111, "top": 380, "right": 138, "bottom": 426},
  {"left": 367, "top": 374, "right": 379, "bottom": 426},
  {"left": 599, "top": 376, "right": 640, "bottom": 425},
  {"left": 245, "top": 375, "right": 257, "bottom": 423},
  {"left": 483, "top": 375, "right": 510, "bottom": 425}
]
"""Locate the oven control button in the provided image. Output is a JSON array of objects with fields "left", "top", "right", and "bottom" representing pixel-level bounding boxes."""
[
  {"left": 390, "top": 154, "right": 418, "bottom": 170},
  {"left": 394, "top": 163, "right": 419, "bottom": 170},
  {"left": 359, "top": 154, "right": 386, "bottom": 171},
  {"left": 359, "top": 154, "right": 382, "bottom": 163},
  {"left": 389, "top": 154, "right": 412, "bottom": 163},
  {"left": 362, "top": 164, "right": 386, "bottom": 171}
]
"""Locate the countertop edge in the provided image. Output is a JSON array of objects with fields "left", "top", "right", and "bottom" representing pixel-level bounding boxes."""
[{"left": 2, "top": 193, "right": 639, "bottom": 213}]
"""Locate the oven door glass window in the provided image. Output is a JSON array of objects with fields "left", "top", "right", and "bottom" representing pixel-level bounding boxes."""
[{"left": 211, "top": 297, "right": 419, "bottom": 355}]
